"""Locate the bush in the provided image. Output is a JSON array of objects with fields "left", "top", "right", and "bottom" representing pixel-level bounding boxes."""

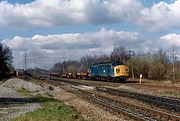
[
  {"left": 148, "top": 62, "right": 166, "bottom": 80},
  {"left": 126, "top": 57, "right": 149, "bottom": 79}
]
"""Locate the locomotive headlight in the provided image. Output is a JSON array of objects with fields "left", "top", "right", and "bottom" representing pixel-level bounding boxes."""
[
  {"left": 125, "top": 68, "right": 129, "bottom": 72},
  {"left": 116, "top": 68, "right": 120, "bottom": 73}
]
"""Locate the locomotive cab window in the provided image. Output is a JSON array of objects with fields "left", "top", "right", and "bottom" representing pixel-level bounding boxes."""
[
  {"left": 112, "top": 62, "right": 116, "bottom": 66},
  {"left": 112, "top": 61, "right": 123, "bottom": 66}
]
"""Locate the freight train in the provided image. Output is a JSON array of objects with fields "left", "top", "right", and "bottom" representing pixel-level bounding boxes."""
[{"left": 49, "top": 61, "right": 129, "bottom": 82}]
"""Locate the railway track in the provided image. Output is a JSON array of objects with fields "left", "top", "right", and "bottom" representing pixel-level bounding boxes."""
[
  {"left": 23, "top": 74, "right": 180, "bottom": 120},
  {"left": 49, "top": 77, "right": 180, "bottom": 113},
  {"left": 96, "top": 87, "right": 180, "bottom": 113},
  {"left": 74, "top": 89, "right": 180, "bottom": 121},
  {"left": 33, "top": 77, "right": 180, "bottom": 121}
]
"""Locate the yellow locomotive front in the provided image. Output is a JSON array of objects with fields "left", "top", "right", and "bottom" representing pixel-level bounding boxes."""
[{"left": 114, "top": 65, "right": 129, "bottom": 78}]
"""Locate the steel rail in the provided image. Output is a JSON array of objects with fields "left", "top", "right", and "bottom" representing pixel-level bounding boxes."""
[
  {"left": 96, "top": 87, "right": 180, "bottom": 113},
  {"left": 61, "top": 86, "right": 180, "bottom": 121}
]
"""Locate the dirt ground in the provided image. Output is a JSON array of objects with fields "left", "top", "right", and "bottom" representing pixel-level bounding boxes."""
[{"left": 124, "top": 79, "right": 180, "bottom": 98}]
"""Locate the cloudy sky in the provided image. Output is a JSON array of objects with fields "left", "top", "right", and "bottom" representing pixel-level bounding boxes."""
[{"left": 0, "top": 0, "right": 180, "bottom": 69}]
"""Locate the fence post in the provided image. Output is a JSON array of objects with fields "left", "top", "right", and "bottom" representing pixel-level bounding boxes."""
[{"left": 140, "top": 74, "right": 142, "bottom": 84}]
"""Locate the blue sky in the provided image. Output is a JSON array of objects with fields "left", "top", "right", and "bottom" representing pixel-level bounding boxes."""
[
  {"left": 5, "top": 0, "right": 34, "bottom": 4},
  {"left": 0, "top": 0, "right": 180, "bottom": 69}
]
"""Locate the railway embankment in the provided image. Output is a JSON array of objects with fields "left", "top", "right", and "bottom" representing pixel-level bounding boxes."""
[
  {"left": 0, "top": 78, "right": 84, "bottom": 121},
  {"left": 0, "top": 78, "right": 42, "bottom": 121},
  {"left": 0, "top": 78, "right": 125, "bottom": 121}
]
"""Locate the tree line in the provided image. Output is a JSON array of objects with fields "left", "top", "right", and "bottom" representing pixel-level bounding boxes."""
[
  {"left": 0, "top": 41, "right": 179, "bottom": 82},
  {"left": 0, "top": 43, "right": 13, "bottom": 80},
  {"left": 51, "top": 46, "right": 179, "bottom": 82}
]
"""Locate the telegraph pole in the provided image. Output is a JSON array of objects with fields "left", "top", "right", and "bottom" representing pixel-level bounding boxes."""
[
  {"left": 129, "top": 48, "right": 135, "bottom": 80},
  {"left": 172, "top": 47, "right": 176, "bottom": 83},
  {"left": 24, "top": 52, "right": 27, "bottom": 71}
]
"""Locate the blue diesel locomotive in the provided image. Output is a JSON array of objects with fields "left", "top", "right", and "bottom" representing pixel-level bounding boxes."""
[{"left": 89, "top": 61, "right": 129, "bottom": 82}]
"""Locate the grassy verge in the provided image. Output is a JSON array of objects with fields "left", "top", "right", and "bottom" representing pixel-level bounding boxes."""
[
  {"left": 17, "top": 88, "right": 33, "bottom": 97},
  {"left": 11, "top": 96, "right": 86, "bottom": 121}
]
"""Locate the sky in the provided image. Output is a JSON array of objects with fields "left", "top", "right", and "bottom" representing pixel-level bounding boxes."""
[{"left": 0, "top": 0, "right": 180, "bottom": 69}]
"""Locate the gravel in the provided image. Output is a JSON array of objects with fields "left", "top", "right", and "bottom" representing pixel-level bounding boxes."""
[
  {"left": 0, "top": 103, "right": 41, "bottom": 121},
  {"left": 0, "top": 78, "right": 42, "bottom": 121},
  {"left": 0, "top": 86, "right": 23, "bottom": 98},
  {"left": 117, "top": 84, "right": 137, "bottom": 91},
  {"left": 72, "top": 85, "right": 95, "bottom": 91},
  {"left": 2, "top": 78, "right": 43, "bottom": 92}
]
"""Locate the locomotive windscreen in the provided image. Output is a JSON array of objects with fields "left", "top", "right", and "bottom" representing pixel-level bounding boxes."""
[{"left": 112, "top": 61, "right": 124, "bottom": 66}]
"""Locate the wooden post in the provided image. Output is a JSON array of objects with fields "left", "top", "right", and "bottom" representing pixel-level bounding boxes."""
[
  {"left": 140, "top": 74, "right": 142, "bottom": 84},
  {"left": 16, "top": 70, "right": 19, "bottom": 77},
  {"left": 132, "top": 66, "right": 134, "bottom": 80}
]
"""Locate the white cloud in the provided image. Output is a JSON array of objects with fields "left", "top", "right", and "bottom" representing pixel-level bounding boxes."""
[
  {"left": 160, "top": 34, "right": 180, "bottom": 46},
  {"left": 0, "top": 0, "right": 142, "bottom": 29},
  {"left": 138, "top": 0, "right": 180, "bottom": 31},
  {"left": 3, "top": 28, "right": 180, "bottom": 69},
  {"left": 1, "top": 0, "right": 180, "bottom": 32},
  {"left": 2, "top": 28, "right": 141, "bottom": 69},
  {"left": 160, "top": 33, "right": 180, "bottom": 59}
]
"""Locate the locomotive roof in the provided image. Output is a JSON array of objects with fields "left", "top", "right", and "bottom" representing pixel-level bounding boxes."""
[{"left": 90, "top": 61, "right": 124, "bottom": 67}]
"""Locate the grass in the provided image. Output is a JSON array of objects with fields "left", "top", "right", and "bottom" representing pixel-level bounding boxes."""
[
  {"left": 17, "top": 88, "right": 33, "bottom": 97},
  {"left": 17, "top": 88, "right": 53, "bottom": 98},
  {"left": 11, "top": 96, "right": 86, "bottom": 121}
]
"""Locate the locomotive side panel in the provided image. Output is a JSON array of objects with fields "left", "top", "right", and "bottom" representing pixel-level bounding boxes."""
[{"left": 98, "top": 65, "right": 110, "bottom": 77}]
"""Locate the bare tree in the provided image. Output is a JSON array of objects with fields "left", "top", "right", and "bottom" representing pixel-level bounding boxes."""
[
  {"left": 148, "top": 49, "right": 169, "bottom": 80},
  {"left": 126, "top": 56, "right": 149, "bottom": 79},
  {"left": 80, "top": 55, "right": 93, "bottom": 71},
  {"left": 110, "top": 46, "right": 131, "bottom": 62}
]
